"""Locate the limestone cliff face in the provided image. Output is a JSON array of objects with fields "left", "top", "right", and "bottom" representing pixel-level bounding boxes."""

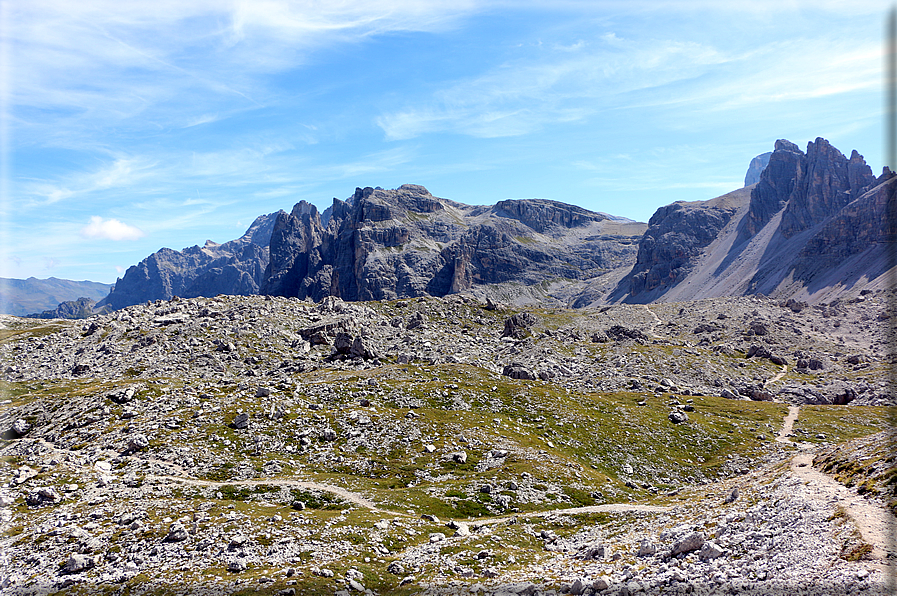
[
  {"left": 742, "top": 138, "right": 876, "bottom": 241},
  {"left": 792, "top": 171, "right": 897, "bottom": 268},
  {"left": 778, "top": 139, "right": 876, "bottom": 239},
  {"left": 742, "top": 140, "right": 805, "bottom": 238},
  {"left": 615, "top": 137, "right": 890, "bottom": 304},
  {"left": 262, "top": 185, "right": 644, "bottom": 302},
  {"left": 97, "top": 213, "right": 278, "bottom": 310},
  {"left": 624, "top": 199, "right": 739, "bottom": 298}
]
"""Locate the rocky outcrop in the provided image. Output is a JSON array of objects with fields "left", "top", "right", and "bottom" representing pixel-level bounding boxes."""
[
  {"left": 787, "top": 171, "right": 897, "bottom": 279},
  {"left": 744, "top": 151, "right": 772, "bottom": 186},
  {"left": 742, "top": 138, "right": 876, "bottom": 241},
  {"left": 261, "top": 202, "right": 326, "bottom": 298},
  {"left": 613, "top": 138, "right": 891, "bottom": 305},
  {"left": 778, "top": 139, "right": 876, "bottom": 239},
  {"left": 27, "top": 297, "right": 111, "bottom": 320},
  {"left": 97, "top": 213, "right": 278, "bottom": 310},
  {"left": 494, "top": 199, "right": 608, "bottom": 233},
  {"left": 742, "top": 140, "right": 805, "bottom": 238},
  {"left": 262, "top": 184, "right": 645, "bottom": 302},
  {"left": 623, "top": 200, "right": 738, "bottom": 299}
]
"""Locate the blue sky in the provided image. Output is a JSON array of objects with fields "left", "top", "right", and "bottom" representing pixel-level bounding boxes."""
[{"left": 1, "top": 0, "right": 889, "bottom": 284}]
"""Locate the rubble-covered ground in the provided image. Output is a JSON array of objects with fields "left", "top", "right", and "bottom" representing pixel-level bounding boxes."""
[{"left": 0, "top": 292, "right": 894, "bottom": 595}]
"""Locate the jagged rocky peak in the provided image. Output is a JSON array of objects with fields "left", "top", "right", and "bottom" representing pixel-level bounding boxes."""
[
  {"left": 262, "top": 184, "right": 644, "bottom": 304},
  {"left": 239, "top": 211, "right": 280, "bottom": 246},
  {"left": 290, "top": 200, "right": 319, "bottom": 219},
  {"left": 741, "top": 139, "right": 805, "bottom": 238},
  {"left": 743, "top": 137, "right": 877, "bottom": 240},
  {"left": 613, "top": 136, "right": 892, "bottom": 305}
]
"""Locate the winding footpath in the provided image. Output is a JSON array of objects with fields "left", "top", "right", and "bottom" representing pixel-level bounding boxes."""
[
  {"left": 23, "top": 405, "right": 897, "bottom": 575},
  {"left": 764, "top": 364, "right": 789, "bottom": 387},
  {"left": 29, "top": 437, "right": 670, "bottom": 522},
  {"left": 776, "top": 405, "right": 896, "bottom": 574}
]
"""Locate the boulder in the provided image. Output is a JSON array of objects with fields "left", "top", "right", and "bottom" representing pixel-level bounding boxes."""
[
  {"left": 668, "top": 410, "right": 688, "bottom": 424},
  {"left": 65, "top": 553, "right": 97, "bottom": 573},
  {"left": 672, "top": 531, "right": 705, "bottom": 555},
  {"left": 502, "top": 364, "right": 536, "bottom": 381},
  {"left": 232, "top": 412, "right": 250, "bottom": 430},
  {"left": 502, "top": 313, "right": 539, "bottom": 339}
]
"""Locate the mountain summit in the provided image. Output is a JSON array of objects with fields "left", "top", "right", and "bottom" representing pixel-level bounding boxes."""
[
  {"left": 97, "top": 213, "right": 279, "bottom": 311},
  {"left": 262, "top": 184, "right": 644, "bottom": 303},
  {"left": 23, "top": 137, "right": 892, "bottom": 316},
  {"left": 612, "top": 137, "right": 893, "bottom": 304}
]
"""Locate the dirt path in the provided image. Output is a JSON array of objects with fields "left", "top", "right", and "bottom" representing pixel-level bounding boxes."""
[
  {"left": 146, "top": 474, "right": 673, "bottom": 523},
  {"left": 476, "top": 503, "right": 671, "bottom": 526},
  {"left": 643, "top": 305, "right": 662, "bottom": 338},
  {"left": 146, "top": 474, "right": 386, "bottom": 512},
  {"left": 775, "top": 405, "right": 800, "bottom": 443},
  {"left": 765, "top": 364, "right": 788, "bottom": 388},
  {"left": 790, "top": 452, "right": 897, "bottom": 563},
  {"left": 22, "top": 437, "right": 668, "bottom": 522},
  {"left": 775, "top": 406, "right": 897, "bottom": 566}
]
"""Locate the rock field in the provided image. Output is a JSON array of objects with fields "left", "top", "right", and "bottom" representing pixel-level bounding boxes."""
[{"left": 0, "top": 291, "right": 894, "bottom": 595}]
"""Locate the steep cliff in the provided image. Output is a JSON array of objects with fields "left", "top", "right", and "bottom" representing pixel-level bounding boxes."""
[
  {"left": 622, "top": 197, "right": 740, "bottom": 300},
  {"left": 262, "top": 184, "right": 645, "bottom": 303},
  {"left": 97, "top": 213, "right": 278, "bottom": 310},
  {"left": 614, "top": 138, "right": 891, "bottom": 304}
]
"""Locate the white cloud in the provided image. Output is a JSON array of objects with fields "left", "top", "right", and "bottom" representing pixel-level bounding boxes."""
[{"left": 80, "top": 216, "right": 145, "bottom": 241}]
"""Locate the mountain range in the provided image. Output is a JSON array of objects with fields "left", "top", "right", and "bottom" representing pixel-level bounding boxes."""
[
  {"left": 8, "top": 137, "right": 894, "bottom": 317},
  {"left": 0, "top": 277, "right": 113, "bottom": 318}
]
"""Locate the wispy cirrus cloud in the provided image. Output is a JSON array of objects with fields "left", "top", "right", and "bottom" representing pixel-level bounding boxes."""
[
  {"left": 375, "top": 35, "right": 734, "bottom": 140},
  {"left": 376, "top": 21, "right": 881, "bottom": 142},
  {"left": 22, "top": 156, "right": 156, "bottom": 207},
  {"left": 8, "top": 0, "right": 486, "bottom": 140}
]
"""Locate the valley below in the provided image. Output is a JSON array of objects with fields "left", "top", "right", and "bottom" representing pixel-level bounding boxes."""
[{"left": 0, "top": 291, "right": 894, "bottom": 595}]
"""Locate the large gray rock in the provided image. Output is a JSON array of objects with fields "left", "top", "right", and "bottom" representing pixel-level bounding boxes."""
[
  {"left": 502, "top": 364, "right": 536, "bottom": 381},
  {"left": 128, "top": 433, "right": 149, "bottom": 451},
  {"left": 672, "top": 531, "right": 705, "bottom": 555},
  {"left": 26, "top": 487, "right": 62, "bottom": 507},
  {"left": 11, "top": 419, "right": 31, "bottom": 436},
  {"left": 65, "top": 553, "right": 97, "bottom": 573},
  {"left": 164, "top": 522, "right": 189, "bottom": 542}
]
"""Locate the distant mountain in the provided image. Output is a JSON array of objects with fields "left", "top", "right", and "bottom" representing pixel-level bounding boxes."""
[
  {"left": 744, "top": 151, "right": 772, "bottom": 186},
  {"left": 0, "top": 277, "right": 112, "bottom": 317},
  {"left": 609, "top": 137, "right": 893, "bottom": 305},
  {"left": 45, "top": 137, "right": 889, "bottom": 314},
  {"left": 262, "top": 184, "right": 646, "bottom": 305},
  {"left": 96, "top": 213, "right": 278, "bottom": 311},
  {"left": 27, "top": 297, "right": 111, "bottom": 320}
]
